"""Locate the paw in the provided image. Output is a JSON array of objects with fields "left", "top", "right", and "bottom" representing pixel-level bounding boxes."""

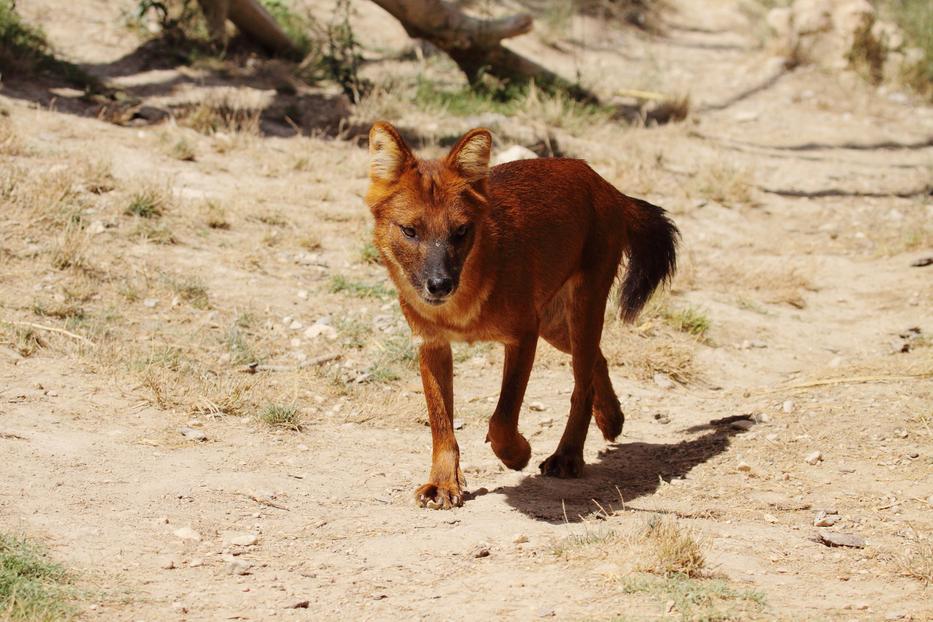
[
  {"left": 594, "top": 405, "right": 624, "bottom": 441},
  {"left": 539, "top": 451, "right": 585, "bottom": 478},
  {"left": 487, "top": 431, "right": 531, "bottom": 470},
  {"left": 415, "top": 481, "right": 463, "bottom": 510}
]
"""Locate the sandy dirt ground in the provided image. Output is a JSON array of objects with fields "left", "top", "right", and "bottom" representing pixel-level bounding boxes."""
[{"left": 1, "top": 0, "right": 931, "bottom": 620}]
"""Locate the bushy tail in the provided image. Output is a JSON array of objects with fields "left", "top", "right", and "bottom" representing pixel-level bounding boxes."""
[{"left": 619, "top": 197, "right": 680, "bottom": 323}]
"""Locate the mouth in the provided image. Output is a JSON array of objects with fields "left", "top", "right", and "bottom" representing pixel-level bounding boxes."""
[{"left": 421, "top": 294, "right": 450, "bottom": 306}]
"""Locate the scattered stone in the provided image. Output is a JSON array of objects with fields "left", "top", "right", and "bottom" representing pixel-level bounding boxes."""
[
  {"left": 226, "top": 558, "right": 252, "bottom": 575},
  {"left": 653, "top": 373, "right": 675, "bottom": 390},
  {"left": 143, "top": 298, "right": 158, "bottom": 308},
  {"left": 829, "top": 356, "right": 843, "bottom": 368},
  {"left": 452, "top": 418, "right": 464, "bottom": 430},
  {"left": 513, "top": 534, "right": 529, "bottom": 544},
  {"left": 179, "top": 427, "right": 207, "bottom": 442},
  {"left": 910, "top": 256, "right": 932, "bottom": 268},
  {"left": 805, "top": 451, "right": 823, "bottom": 465},
  {"left": 766, "top": 433, "right": 779, "bottom": 442},
  {"left": 782, "top": 400, "right": 795, "bottom": 413},
  {"left": 884, "top": 611, "right": 906, "bottom": 620},
  {"left": 88, "top": 220, "right": 107, "bottom": 235},
  {"left": 297, "top": 290, "right": 309, "bottom": 300},
  {"left": 173, "top": 527, "right": 201, "bottom": 541},
  {"left": 814, "top": 511, "right": 840, "bottom": 527},
  {"left": 225, "top": 533, "right": 259, "bottom": 547},
  {"left": 731, "top": 419, "right": 754, "bottom": 431},
  {"left": 895, "top": 429, "right": 908, "bottom": 439},
  {"left": 472, "top": 544, "right": 491, "bottom": 558},
  {"left": 653, "top": 413, "right": 671, "bottom": 425},
  {"left": 817, "top": 532, "right": 865, "bottom": 548},
  {"left": 159, "top": 557, "right": 176, "bottom": 570},
  {"left": 736, "top": 461, "right": 753, "bottom": 472},
  {"left": 286, "top": 601, "right": 310, "bottom": 609},
  {"left": 536, "top": 607, "right": 556, "bottom": 618},
  {"left": 907, "top": 451, "right": 919, "bottom": 459},
  {"left": 763, "top": 513, "right": 778, "bottom": 524},
  {"left": 528, "top": 402, "right": 546, "bottom": 412},
  {"left": 304, "top": 323, "right": 338, "bottom": 341},
  {"left": 189, "top": 558, "right": 204, "bottom": 568}
]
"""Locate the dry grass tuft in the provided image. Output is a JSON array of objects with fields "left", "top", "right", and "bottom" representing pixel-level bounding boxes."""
[
  {"left": 895, "top": 538, "right": 933, "bottom": 585},
  {"left": 202, "top": 200, "right": 230, "bottom": 230},
  {"left": 179, "top": 89, "right": 265, "bottom": 136},
  {"left": 1, "top": 323, "right": 47, "bottom": 357},
  {"left": 125, "top": 183, "right": 173, "bottom": 219},
  {"left": 690, "top": 162, "right": 754, "bottom": 206},
  {"left": 637, "top": 515, "right": 707, "bottom": 578},
  {"left": 258, "top": 404, "right": 302, "bottom": 431},
  {"left": 49, "top": 222, "right": 90, "bottom": 271},
  {"left": 0, "top": 114, "right": 26, "bottom": 156}
]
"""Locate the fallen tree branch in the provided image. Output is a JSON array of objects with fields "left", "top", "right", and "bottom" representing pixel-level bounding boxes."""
[{"left": 370, "top": 0, "right": 595, "bottom": 100}]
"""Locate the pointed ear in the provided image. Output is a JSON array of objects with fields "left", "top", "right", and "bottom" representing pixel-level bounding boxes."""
[
  {"left": 369, "top": 122, "right": 413, "bottom": 184},
  {"left": 446, "top": 128, "right": 492, "bottom": 182}
]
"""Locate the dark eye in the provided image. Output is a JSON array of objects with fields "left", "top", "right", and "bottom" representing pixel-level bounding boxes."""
[
  {"left": 400, "top": 225, "right": 417, "bottom": 239},
  {"left": 452, "top": 224, "right": 471, "bottom": 240}
]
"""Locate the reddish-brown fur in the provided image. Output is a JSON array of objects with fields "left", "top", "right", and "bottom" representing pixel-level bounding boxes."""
[{"left": 365, "top": 122, "right": 679, "bottom": 509}]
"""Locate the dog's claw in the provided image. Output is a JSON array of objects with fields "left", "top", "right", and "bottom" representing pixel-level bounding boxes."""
[
  {"left": 415, "top": 482, "right": 464, "bottom": 510},
  {"left": 539, "top": 451, "right": 585, "bottom": 478}
]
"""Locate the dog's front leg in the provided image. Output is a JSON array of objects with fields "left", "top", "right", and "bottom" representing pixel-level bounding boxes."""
[
  {"left": 486, "top": 334, "right": 537, "bottom": 470},
  {"left": 414, "top": 341, "right": 464, "bottom": 509}
]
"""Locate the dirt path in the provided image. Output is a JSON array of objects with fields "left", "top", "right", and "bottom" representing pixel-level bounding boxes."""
[{"left": 2, "top": 0, "right": 931, "bottom": 620}]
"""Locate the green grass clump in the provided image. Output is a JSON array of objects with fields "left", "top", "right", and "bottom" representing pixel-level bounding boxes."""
[
  {"left": 328, "top": 275, "right": 394, "bottom": 299},
  {"left": 663, "top": 305, "right": 711, "bottom": 338},
  {"left": 0, "top": 532, "right": 75, "bottom": 621},
  {"left": 259, "top": 404, "right": 302, "bottom": 430},
  {"left": 622, "top": 573, "right": 766, "bottom": 621},
  {"left": 125, "top": 187, "right": 169, "bottom": 219}
]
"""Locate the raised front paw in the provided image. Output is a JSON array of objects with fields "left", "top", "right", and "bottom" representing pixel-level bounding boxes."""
[
  {"left": 539, "top": 451, "right": 585, "bottom": 478},
  {"left": 415, "top": 481, "right": 463, "bottom": 510},
  {"left": 488, "top": 431, "right": 531, "bottom": 471}
]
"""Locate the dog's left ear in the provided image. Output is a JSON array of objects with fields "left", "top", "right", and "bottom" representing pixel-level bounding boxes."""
[{"left": 446, "top": 128, "right": 492, "bottom": 182}]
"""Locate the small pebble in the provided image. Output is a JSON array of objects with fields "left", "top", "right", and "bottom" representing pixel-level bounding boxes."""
[
  {"left": 513, "top": 534, "right": 529, "bottom": 544},
  {"left": 180, "top": 427, "right": 207, "bottom": 442},
  {"left": 472, "top": 545, "right": 491, "bottom": 558},
  {"left": 173, "top": 527, "right": 201, "bottom": 541},
  {"left": 226, "top": 558, "right": 252, "bottom": 575},
  {"left": 159, "top": 557, "right": 176, "bottom": 570},
  {"left": 782, "top": 400, "right": 795, "bottom": 413},
  {"left": 736, "top": 461, "right": 752, "bottom": 472},
  {"left": 453, "top": 419, "right": 464, "bottom": 430},
  {"left": 143, "top": 298, "right": 158, "bottom": 308},
  {"left": 653, "top": 413, "right": 671, "bottom": 425},
  {"left": 814, "top": 511, "right": 840, "bottom": 527},
  {"left": 528, "top": 402, "right": 546, "bottom": 412},
  {"left": 805, "top": 451, "right": 823, "bottom": 465},
  {"left": 653, "top": 373, "right": 675, "bottom": 390}
]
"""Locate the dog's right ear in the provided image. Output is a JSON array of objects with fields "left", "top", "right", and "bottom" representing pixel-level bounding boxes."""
[{"left": 369, "top": 122, "right": 413, "bottom": 184}]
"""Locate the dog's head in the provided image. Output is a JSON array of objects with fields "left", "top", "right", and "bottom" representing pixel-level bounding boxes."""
[{"left": 364, "top": 122, "right": 491, "bottom": 307}]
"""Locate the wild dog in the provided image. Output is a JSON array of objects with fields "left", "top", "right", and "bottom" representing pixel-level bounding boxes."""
[{"left": 365, "top": 122, "right": 679, "bottom": 509}]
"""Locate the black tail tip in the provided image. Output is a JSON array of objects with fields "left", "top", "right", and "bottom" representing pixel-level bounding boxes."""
[{"left": 620, "top": 199, "right": 679, "bottom": 323}]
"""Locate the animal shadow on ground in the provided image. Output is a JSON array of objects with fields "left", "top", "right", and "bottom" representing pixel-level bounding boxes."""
[{"left": 497, "top": 416, "right": 750, "bottom": 523}]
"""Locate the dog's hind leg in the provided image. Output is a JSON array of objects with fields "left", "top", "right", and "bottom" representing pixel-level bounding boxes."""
[
  {"left": 540, "top": 272, "right": 614, "bottom": 478},
  {"left": 541, "top": 293, "right": 623, "bottom": 444}
]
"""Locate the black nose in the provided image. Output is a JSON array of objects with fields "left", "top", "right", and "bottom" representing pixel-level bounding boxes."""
[{"left": 426, "top": 276, "right": 454, "bottom": 297}]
